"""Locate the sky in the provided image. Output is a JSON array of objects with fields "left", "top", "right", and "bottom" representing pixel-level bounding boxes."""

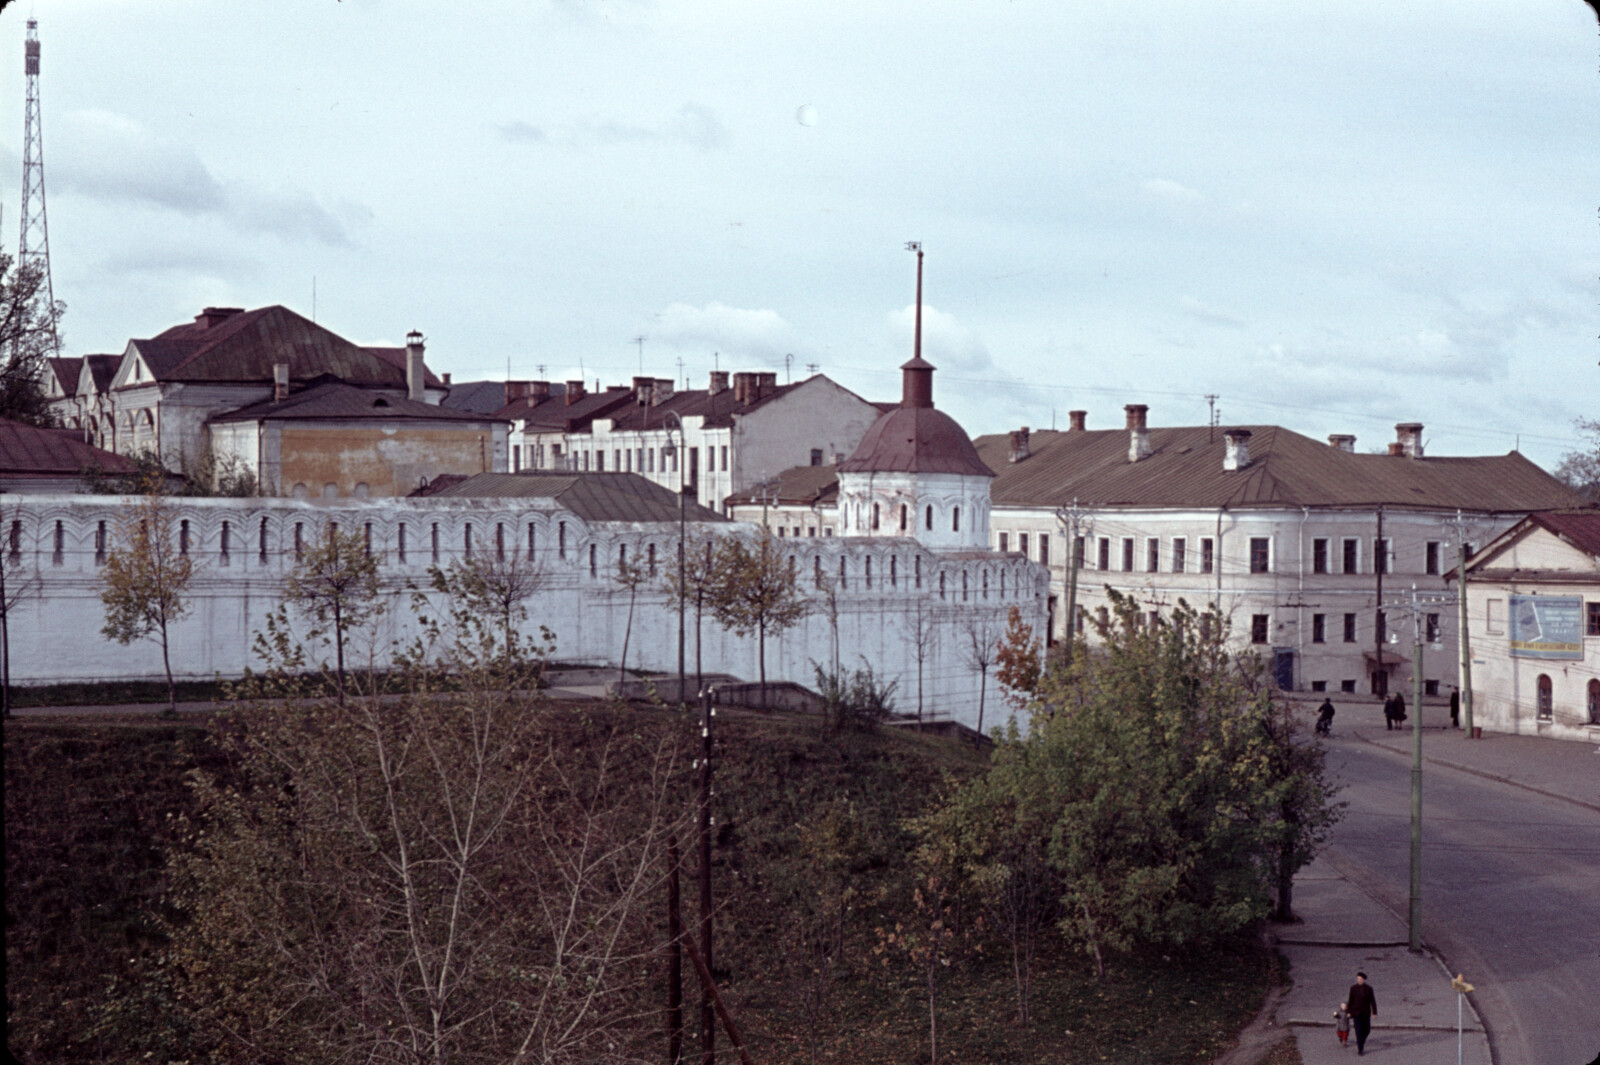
[{"left": 2, "top": 0, "right": 1595, "bottom": 471}]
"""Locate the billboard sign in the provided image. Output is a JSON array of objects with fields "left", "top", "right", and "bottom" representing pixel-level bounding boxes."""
[{"left": 1508, "top": 594, "right": 1583, "bottom": 660}]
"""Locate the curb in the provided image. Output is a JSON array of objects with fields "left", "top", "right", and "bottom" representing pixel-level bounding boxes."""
[{"left": 1347, "top": 730, "right": 1600, "bottom": 814}]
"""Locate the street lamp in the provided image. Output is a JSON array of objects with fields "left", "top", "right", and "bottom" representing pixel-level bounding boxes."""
[{"left": 662, "top": 411, "right": 687, "bottom": 705}]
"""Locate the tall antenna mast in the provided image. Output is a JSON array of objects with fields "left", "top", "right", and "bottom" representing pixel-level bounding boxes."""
[
  {"left": 19, "top": 19, "right": 59, "bottom": 353},
  {"left": 905, "top": 241, "right": 923, "bottom": 360}
]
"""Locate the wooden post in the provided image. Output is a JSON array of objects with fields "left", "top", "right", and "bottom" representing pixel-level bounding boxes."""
[
  {"left": 667, "top": 833, "right": 683, "bottom": 1065},
  {"left": 699, "top": 687, "right": 715, "bottom": 1065}
]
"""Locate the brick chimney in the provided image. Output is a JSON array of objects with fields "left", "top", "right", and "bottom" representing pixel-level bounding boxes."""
[
  {"left": 1223, "top": 429, "right": 1253, "bottom": 471},
  {"left": 1125, "top": 404, "right": 1152, "bottom": 462},
  {"left": 272, "top": 362, "right": 290, "bottom": 403},
  {"left": 654, "top": 377, "right": 674, "bottom": 403},
  {"left": 757, "top": 372, "right": 777, "bottom": 397},
  {"left": 442, "top": 372, "right": 452, "bottom": 386},
  {"left": 528, "top": 380, "right": 551, "bottom": 401},
  {"left": 405, "top": 331, "right": 426, "bottom": 402},
  {"left": 1395, "top": 422, "right": 1424, "bottom": 459},
  {"left": 505, "top": 380, "right": 536, "bottom": 404},
  {"left": 1328, "top": 434, "right": 1356, "bottom": 453},
  {"left": 1069, "top": 410, "right": 1087, "bottom": 432},
  {"left": 564, "top": 379, "right": 586, "bottom": 406},
  {"left": 1387, "top": 442, "right": 1405, "bottom": 456},
  {"left": 732, "top": 372, "right": 757, "bottom": 403},
  {"left": 709, "top": 370, "right": 729, "bottom": 395},
  {"left": 194, "top": 306, "right": 243, "bottom": 330},
  {"left": 1009, "top": 426, "right": 1031, "bottom": 463}
]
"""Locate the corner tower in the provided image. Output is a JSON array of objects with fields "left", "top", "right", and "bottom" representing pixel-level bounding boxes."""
[{"left": 837, "top": 245, "right": 995, "bottom": 548}]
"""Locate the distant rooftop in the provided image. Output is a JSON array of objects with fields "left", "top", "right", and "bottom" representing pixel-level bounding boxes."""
[{"left": 416, "top": 471, "right": 728, "bottom": 525}]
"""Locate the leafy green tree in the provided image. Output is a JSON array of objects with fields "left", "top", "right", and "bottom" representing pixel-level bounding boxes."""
[
  {"left": 706, "top": 529, "right": 808, "bottom": 709},
  {"left": 100, "top": 486, "right": 194, "bottom": 715},
  {"left": 281, "top": 523, "right": 383, "bottom": 702},
  {"left": 0, "top": 250, "right": 64, "bottom": 427},
  {"left": 427, "top": 548, "right": 545, "bottom": 671}
]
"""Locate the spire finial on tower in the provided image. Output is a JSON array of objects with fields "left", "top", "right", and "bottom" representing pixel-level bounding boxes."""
[
  {"left": 900, "top": 243, "right": 934, "bottom": 409},
  {"left": 904, "top": 241, "right": 923, "bottom": 362}
]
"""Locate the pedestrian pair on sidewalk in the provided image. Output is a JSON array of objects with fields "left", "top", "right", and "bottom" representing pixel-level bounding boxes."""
[{"left": 1337, "top": 971, "right": 1378, "bottom": 1054}]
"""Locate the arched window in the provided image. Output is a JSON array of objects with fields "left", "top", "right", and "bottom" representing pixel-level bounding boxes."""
[
  {"left": 865, "top": 556, "right": 873, "bottom": 588},
  {"left": 939, "top": 571, "right": 946, "bottom": 600},
  {"left": 872, "top": 502, "right": 880, "bottom": 531},
  {"left": 952, "top": 506, "right": 961, "bottom": 533},
  {"left": 1536, "top": 674, "right": 1553, "bottom": 720},
  {"left": 814, "top": 555, "right": 823, "bottom": 588},
  {"left": 925, "top": 505, "right": 934, "bottom": 531},
  {"left": 890, "top": 555, "right": 898, "bottom": 587},
  {"left": 839, "top": 556, "right": 848, "bottom": 591},
  {"left": 1588, "top": 679, "right": 1600, "bottom": 725},
  {"left": 899, "top": 505, "right": 908, "bottom": 532},
  {"left": 962, "top": 569, "right": 969, "bottom": 601},
  {"left": 982, "top": 569, "right": 989, "bottom": 599}
]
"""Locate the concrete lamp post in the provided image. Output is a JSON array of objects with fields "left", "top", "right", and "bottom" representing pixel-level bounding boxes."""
[{"left": 662, "top": 411, "right": 687, "bottom": 706}]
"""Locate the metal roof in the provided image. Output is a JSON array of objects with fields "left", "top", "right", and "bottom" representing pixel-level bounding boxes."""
[
  {"left": 730, "top": 464, "right": 840, "bottom": 508},
  {"left": 973, "top": 424, "right": 1584, "bottom": 512},
  {"left": 838, "top": 406, "right": 996, "bottom": 477},
  {"left": 209, "top": 381, "right": 507, "bottom": 424},
  {"left": 421, "top": 471, "right": 728, "bottom": 524},
  {"left": 0, "top": 418, "right": 140, "bottom": 476}
]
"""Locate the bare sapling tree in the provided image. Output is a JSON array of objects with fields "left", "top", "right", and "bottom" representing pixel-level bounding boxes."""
[
  {"left": 100, "top": 483, "right": 194, "bottom": 715},
  {"left": 959, "top": 612, "right": 1001, "bottom": 740},
  {"left": 612, "top": 545, "right": 652, "bottom": 688},
  {"left": 281, "top": 523, "right": 383, "bottom": 702},
  {"left": 662, "top": 531, "right": 718, "bottom": 693},
  {"left": 706, "top": 529, "right": 808, "bottom": 709},
  {"left": 427, "top": 544, "right": 545, "bottom": 677}
]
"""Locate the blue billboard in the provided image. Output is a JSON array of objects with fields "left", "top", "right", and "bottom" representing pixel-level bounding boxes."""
[{"left": 1508, "top": 594, "right": 1583, "bottom": 660}]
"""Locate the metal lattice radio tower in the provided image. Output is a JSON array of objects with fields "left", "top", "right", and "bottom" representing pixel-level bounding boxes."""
[{"left": 18, "top": 19, "right": 59, "bottom": 352}]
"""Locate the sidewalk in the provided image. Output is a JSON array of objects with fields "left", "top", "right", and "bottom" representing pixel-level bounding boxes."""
[{"left": 1353, "top": 721, "right": 1600, "bottom": 813}]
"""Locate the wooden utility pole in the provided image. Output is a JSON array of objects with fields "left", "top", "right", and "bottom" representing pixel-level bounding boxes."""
[
  {"left": 1055, "top": 499, "right": 1092, "bottom": 656},
  {"left": 1409, "top": 587, "right": 1425, "bottom": 952},
  {"left": 667, "top": 833, "right": 684, "bottom": 1065},
  {"left": 1453, "top": 511, "right": 1476, "bottom": 737},
  {"left": 698, "top": 687, "right": 715, "bottom": 1065}
]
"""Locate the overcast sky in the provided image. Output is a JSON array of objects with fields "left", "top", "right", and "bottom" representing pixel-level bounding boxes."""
[{"left": 2, "top": 1, "right": 1595, "bottom": 469}]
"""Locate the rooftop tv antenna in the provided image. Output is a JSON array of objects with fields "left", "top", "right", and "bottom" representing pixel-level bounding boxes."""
[
  {"left": 1205, "top": 393, "right": 1219, "bottom": 442},
  {"left": 631, "top": 335, "right": 647, "bottom": 374},
  {"left": 18, "top": 19, "right": 59, "bottom": 353}
]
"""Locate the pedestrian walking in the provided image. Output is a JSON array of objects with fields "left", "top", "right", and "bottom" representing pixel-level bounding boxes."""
[
  {"left": 1347, "top": 971, "right": 1378, "bottom": 1054},
  {"left": 1382, "top": 693, "right": 1398, "bottom": 730},
  {"left": 1334, "top": 1002, "right": 1352, "bottom": 1048},
  {"left": 1315, "top": 697, "right": 1336, "bottom": 736},
  {"left": 1450, "top": 687, "right": 1461, "bottom": 728}
]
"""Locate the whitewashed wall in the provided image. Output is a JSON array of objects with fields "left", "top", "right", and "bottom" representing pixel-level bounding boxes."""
[{"left": 1, "top": 495, "right": 1047, "bottom": 729}]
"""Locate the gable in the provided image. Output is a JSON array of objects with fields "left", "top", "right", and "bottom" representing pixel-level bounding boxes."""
[{"left": 1472, "top": 523, "right": 1600, "bottom": 577}]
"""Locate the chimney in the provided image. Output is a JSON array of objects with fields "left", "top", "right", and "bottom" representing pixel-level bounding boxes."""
[
  {"left": 1387, "top": 442, "right": 1405, "bottom": 457},
  {"left": 528, "top": 380, "right": 551, "bottom": 401},
  {"left": 1125, "top": 404, "right": 1152, "bottom": 462},
  {"left": 709, "top": 370, "right": 729, "bottom": 395},
  {"left": 757, "top": 371, "right": 777, "bottom": 397},
  {"left": 654, "top": 377, "right": 674, "bottom": 403},
  {"left": 1068, "top": 410, "right": 1087, "bottom": 432},
  {"left": 1009, "top": 426, "right": 1031, "bottom": 463},
  {"left": 442, "top": 372, "right": 452, "bottom": 386},
  {"left": 1224, "top": 429, "right": 1253, "bottom": 471},
  {"left": 1395, "top": 422, "right": 1424, "bottom": 459},
  {"left": 564, "top": 379, "right": 586, "bottom": 405},
  {"left": 732, "top": 372, "right": 757, "bottom": 404},
  {"left": 505, "top": 380, "right": 536, "bottom": 404},
  {"left": 194, "top": 306, "right": 243, "bottom": 330},
  {"left": 1328, "top": 434, "right": 1356, "bottom": 453},
  {"left": 272, "top": 362, "right": 290, "bottom": 403},
  {"left": 405, "top": 331, "right": 426, "bottom": 402}
]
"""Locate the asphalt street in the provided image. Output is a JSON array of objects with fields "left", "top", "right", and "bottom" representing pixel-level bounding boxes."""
[{"left": 1322, "top": 730, "right": 1600, "bottom": 1065}]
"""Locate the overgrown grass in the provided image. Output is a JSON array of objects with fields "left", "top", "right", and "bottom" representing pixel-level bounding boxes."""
[{"left": 4, "top": 700, "right": 1279, "bottom": 1064}]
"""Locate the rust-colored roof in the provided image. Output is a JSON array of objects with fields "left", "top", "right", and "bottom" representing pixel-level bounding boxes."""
[
  {"left": 83, "top": 354, "right": 119, "bottom": 394},
  {"left": 0, "top": 418, "right": 140, "bottom": 476},
  {"left": 1527, "top": 510, "right": 1600, "bottom": 558},
  {"left": 727, "top": 464, "right": 839, "bottom": 508},
  {"left": 129, "top": 306, "right": 442, "bottom": 389},
  {"left": 209, "top": 381, "right": 507, "bottom": 424},
  {"left": 47, "top": 358, "right": 81, "bottom": 397},
  {"left": 839, "top": 406, "right": 995, "bottom": 477},
  {"left": 420, "top": 471, "right": 727, "bottom": 524},
  {"left": 603, "top": 380, "right": 805, "bottom": 432},
  {"left": 973, "top": 425, "right": 1585, "bottom": 512},
  {"left": 514, "top": 387, "right": 637, "bottom": 432}
]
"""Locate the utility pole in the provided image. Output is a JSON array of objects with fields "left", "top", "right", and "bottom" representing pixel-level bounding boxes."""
[
  {"left": 1055, "top": 499, "right": 1093, "bottom": 656},
  {"left": 784, "top": 352, "right": 793, "bottom": 383},
  {"left": 665, "top": 411, "right": 687, "bottom": 704},
  {"left": 1409, "top": 585, "right": 1425, "bottom": 953},
  {"left": 697, "top": 686, "right": 716, "bottom": 1065},
  {"left": 1451, "top": 510, "right": 1477, "bottom": 738}
]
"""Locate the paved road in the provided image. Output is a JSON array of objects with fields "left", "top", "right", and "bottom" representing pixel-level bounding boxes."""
[{"left": 1323, "top": 733, "right": 1600, "bottom": 1065}]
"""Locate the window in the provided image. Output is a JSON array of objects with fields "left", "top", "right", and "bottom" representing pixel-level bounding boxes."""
[
  {"left": 647, "top": 448, "right": 655, "bottom": 474},
  {"left": 865, "top": 557, "right": 873, "bottom": 589},
  {"left": 840, "top": 556, "right": 848, "bottom": 591},
  {"left": 1251, "top": 614, "right": 1269, "bottom": 644},
  {"left": 998, "top": 532, "right": 1009, "bottom": 553},
  {"left": 1147, "top": 538, "right": 1160, "bottom": 573},
  {"left": 1426, "top": 613, "right": 1441, "bottom": 643},
  {"left": 589, "top": 543, "right": 598, "bottom": 577},
  {"left": 1312, "top": 614, "right": 1326, "bottom": 643},
  {"left": 1374, "top": 538, "right": 1390, "bottom": 575},
  {"left": 180, "top": 519, "right": 190, "bottom": 556},
  {"left": 1343, "top": 613, "right": 1357, "bottom": 643},
  {"left": 872, "top": 503, "right": 880, "bottom": 531},
  {"left": 1425, "top": 679, "right": 1440, "bottom": 697},
  {"left": 938, "top": 571, "right": 948, "bottom": 599},
  {"left": 962, "top": 570, "right": 969, "bottom": 601},
  {"left": 1097, "top": 606, "right": 1110, "bottom": 630},
  {"left": 1312, "top": 538, "right": 1329, "bottom": 574},
  {"left": 1148, "top": 610, "right": 1160, "bottom": 629},
  {"left": 814, "top": 556, "right": 824, "bottom": 588},
  {"left": 558, "top": 522, "right": 568, "bottom": 559},
  {"left": 1018, "top": 532, "right": 1029, "bottom": 557},
  {"left": 7, "top": 520, "right": 20, "bottom": 561},
  {"left": 1097, "top": 536, "right": 1110, "bottom": 570},
  {"left": 1310, "top": 680, "right": 1327, "bottom": 692},
  {"left": 464, "top": 523, "right": 474, "bottom": 560},
  {"left": 720, "top": 446, "right": 728, "bottom": 471},
  {"left": 648, "top": 542, "right": 657, "bottom": 577},
  {"left": 1376, "top": 610, "right": 1387, "bottom": 644},
  {"left": 890, "top": 555, "right": 898, "bottom": 587},
  {"left": 1171, "top": 537, "right": 1186, "bottom": 573},
  {"left": 363, "top": 523, "right": 373, "bottom": 558},
  {"left": 295, "top": 522, "right": 306, "bottom": 561},
  {"left": 1587, "top": 602, "right": 1600, "bottom": 637},
  {"left": 636, "top": 448, "right": 644, "bottom": 472},
  {"left": 1121, "top": 537, "right": 1134, "bottom": 571},
  {"left": 528, "top": 524, "right": 537, "bottom": 558},
  {"left": 581, "top": 451, "right": 590, "bottom": 472},
  {"left": 899, "top": 505, "right": 908, "bottom": 532},
  {"left": 260, "top": 518, "right": 270, "bottom": 564},
  {"left": 430, "top": 523, "right": 439, "bottom": 564},
  {"left": 1486, "top": 598, "right": 1504, "bottom": 634},
  {"left": 595, "top": 451, "right": 605, "bottom": 472},
  {"left": 1342, "top": 538, "right": 1359, "bottom": 574},
  {"left": 219, "top": 521, "right": 231, "bottom": 564},
  {"left": 1425, "top": 541, "right": 1441, "bottom": 576},
  {"left": 810, "top": 448, "right": 823, "bottom": 466},
  {"left": 1038, "top": 535, "right": 1049, "bottom": 566},
  {"left": 1341, "top": 679, "right": 1357, "bottom": 693},
  {"left": 1536, "top": 674, "right": 1553, "bottom": 721},
  {"left": 1200, "top": 538, "right": 1214, "bottom": 574},
  {"left": 1249, "top": 537, "right": 1269, "bottom": 574},
  {"left": 952, "top": 506, "right": 961, "bottom": 533},
  {"left": 915, "top": 555, "right": 922, "bottom": 589},
  {"left": 397, "top": 522, "right": 407, "bottom": 564},
  {"left": 981, "top": 569, "right": 988, "bottom": 598},
  {"left": 926, "top": 505, "right": 934, "bottom": 531},
  {"left": 496, "top": 523, "right": 506, "bottom": 562},
  {"left": 1074, "top": 536, "right": 1085, "bottom": 567},
  {"left": 688, "top": 448, "right": 698, "bottom": 487}
]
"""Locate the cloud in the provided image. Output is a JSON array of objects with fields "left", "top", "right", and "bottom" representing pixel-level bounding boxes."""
[
  {"left": 1179, "top": 295, "right": 1245, "bottom": 328},
  {"left": 53, "top": 109, "right": 359, "bottom": 246},
  {"left": 1141, "top": 177, "right": 1205, "bottom": 206},
  {"left": 497, "top": 120, "right": 547, "bottom": 144},
  {"left": 567, "top": 102, "right": 730, "bottom": 151},
  {"left": 886, "top": 304, "right": 997, "bottom": 377},
  {"left": 654, "top": 301, "right": 795, "bottom": 361}
]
